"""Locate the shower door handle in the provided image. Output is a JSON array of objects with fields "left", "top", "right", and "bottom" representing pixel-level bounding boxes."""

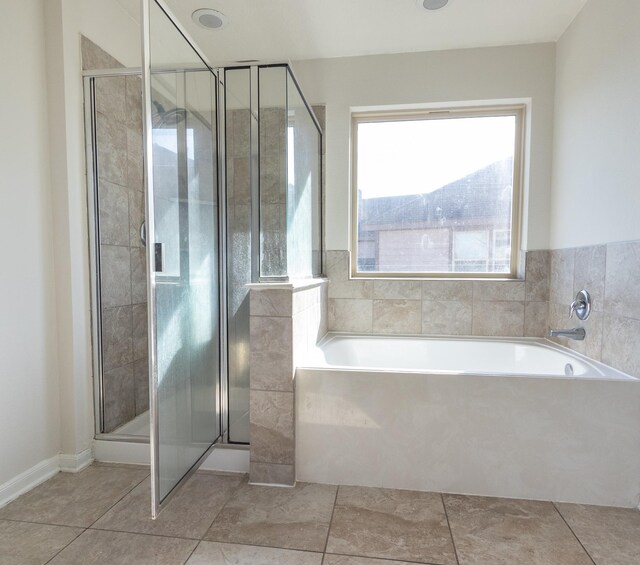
[{"left": 154, "top": 242, "right": 164, "bottom": 273}]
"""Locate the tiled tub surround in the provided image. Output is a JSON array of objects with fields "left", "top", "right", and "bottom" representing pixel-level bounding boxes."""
[
  {"left": 326, "top": 249, "right": 550, "bottom": 338},
  {"left": 297, "top": 339, "right": 640, "bottom": 507},
  {"left": 82, "top": 37, "right": 148, "bottom": 433},
  {"left": 548, "top": 240, "right": 640, "bottom": 378},
  {"left": 249, "top": 280, "right": 328, "bottom": 485}
]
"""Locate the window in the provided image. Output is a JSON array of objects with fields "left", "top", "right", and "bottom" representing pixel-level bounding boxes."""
[{"left": 351, "top": 106, "right": 524, "bottom": 278}]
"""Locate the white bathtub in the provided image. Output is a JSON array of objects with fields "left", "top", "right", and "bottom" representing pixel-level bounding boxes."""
[{"left": 296, "top": 333, "right": 640, "bottom": 507}]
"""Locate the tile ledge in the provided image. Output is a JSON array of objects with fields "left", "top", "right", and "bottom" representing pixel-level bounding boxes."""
[{"left": 246, "top": 278, "right": 328, "bottom": 291}]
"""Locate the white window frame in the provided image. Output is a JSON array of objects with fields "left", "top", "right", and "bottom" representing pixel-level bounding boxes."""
[{"left": 350, "top": 104, "right": 525, "bottom": 279}]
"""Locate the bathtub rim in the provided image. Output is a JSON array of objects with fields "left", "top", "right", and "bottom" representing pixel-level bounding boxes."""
[{"left": 299, "top": 332, "right": 637, "bottom": 382}]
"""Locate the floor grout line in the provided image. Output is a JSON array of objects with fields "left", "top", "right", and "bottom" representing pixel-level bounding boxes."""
[
  {"left": 322, "top": 484, "right": 340, "bottom": 555},
  {"left": 324, "top": 551, "right": 447, "bottom": 565},
  {"left": 441, "top": 493, "right": 461, "bottom": 565},
  {"left": 182, "top": 538, "right": 201, "bottom": 565},
  {"left": 43, "top": 527, "right": 87, "bottom": 565},
  {"left": 196, "top": 475, "right": 248, "bottom": 541},
  {"left": 552, "top": 502, "right": 596, "bottom": 565}
]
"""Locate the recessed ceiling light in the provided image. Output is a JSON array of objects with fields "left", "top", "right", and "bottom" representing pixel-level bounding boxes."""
[
  {"left": 192, "top": 8, "right": 229, "bottom": 30},
  {"left": 417, "top": 0, "right": 449, "bottom": 11}
]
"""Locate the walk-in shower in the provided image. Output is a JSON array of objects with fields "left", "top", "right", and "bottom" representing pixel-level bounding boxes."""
[{"left": 83, "top": 0, "right": 322, "bottom": 515}]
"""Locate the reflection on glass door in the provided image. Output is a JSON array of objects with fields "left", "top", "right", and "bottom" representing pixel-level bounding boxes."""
[{"left": 143, "top": 0, "right": 221, "bottom": 516}]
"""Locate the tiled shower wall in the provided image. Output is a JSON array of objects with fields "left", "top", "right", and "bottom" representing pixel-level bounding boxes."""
[
  {"left": 326, "top": 250, "right": 550, "bottom": 338},
  {"left": 82, "top": 37, "right": 148, "bottom": 432},
  {"left": 548, "top": 240, "right": 640, "bottom": 378}
]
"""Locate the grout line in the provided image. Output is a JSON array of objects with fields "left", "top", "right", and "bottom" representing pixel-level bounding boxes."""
[
  {"left": 44, "top": 527, "right": 87, "bottom": 565},
  {"left": 198, "top": 475, "right": 248, "bottom": 541},
  {"left": 441, "top": 493, "right": 461, "bottom": 565},
  {"left": 323, "top": 485, "right": 340, "bottom": 554},
  {"left": 182, "top": 539, "right": 201, "bottom": 564},
  {"left": 324, "top": 551, "right": 447, "bottom": 565},
  {"left": 552, "top": 502, "right": 596, "bottom": 565}
]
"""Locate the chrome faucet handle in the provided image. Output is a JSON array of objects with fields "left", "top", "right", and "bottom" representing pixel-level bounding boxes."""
[
  {"left": 569, "top": 289, "right": 592, "bottom": 321},
  {"left": 569, "top": 298, "right": 583, "bottom": 319}
]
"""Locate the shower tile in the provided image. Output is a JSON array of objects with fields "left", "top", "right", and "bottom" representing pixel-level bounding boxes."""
[
  {"left": 98, "top": 181, "right": 129, "bottom": 246},
  {"left": 422, "top": 300, "right": 472, "bottom": 335},
  {"left": 604, "top": 240, "right": 640, "bottom": 320},
  {"left": 601, "top": 315, "right": 640, "bottom": 378},
  {"left": 95, "top": 76, "right": 126, "bottom": 124},
  {"left": 187, "top": 542, "right": 323, "bottom": 565},
  {"left": 573, "top": 245, "right": 606, "bottom": 311},
  {"left": 125, "top": 75, "right": 142, "bottom": 129},
  {"left": 103, "top": 363, "right": 135, "bottom": 432},
  {"left": 0, "top": 520, "right": 83, "bottom": 564},
  {"left": 261, "top": 154, "right": 286, "bottom": 204},
  {"left": 0, "top": 465, "right": 148, "bottom": 527},
  {"left": 205, "top": 482, "right": 336, "bottom": 551},
  {"left": 525, "top": 249, "right": 550, "bottom": 302},
  {"left": 101, "top": 306, "right": 133, "bottom": 370},
  {"left": 93, "top": 473, "right": 243, "bottom": 539},
  {"left": 555, "top": 503, "right": 640, "bottom": 565},
  {"left": 249, "top": 462, "right": 294, "bottom": 485},
  {"left": 328, "top": 299, "right": 373, "bottom": 333},
  {"left": 231, "top": 157, "right": 251, "bottom": 204},
  {"left": 250, "top": 289, "right": 292, "bottom": 317},
  {"left": 233, "top": 109, "right": 252, "bottom": 157},
  {"left": 473, "top": 280, "right": 525, "bottom": 302},
  {"left": 472, "top": 301, "right": 524, "bottom": 337},
  {"left": 524, "top": 301, "right": 549, "bottom": 338},
  {"left": 134, "top": 357, "right": 149, "bottom": 415},
  {"left": 249, "top": 390, "right": 294, "bottom": 465},
  {"left": 96, "top": 111, "right": 127, "bottom": 187},
  {"left": 132, "top": 303, "right": 148, "bottom": 360},
  {"left": 326, "top": 486, "right": 456, "bottom": 564},
  {"left": 249, "top": 316, "right": 293, "bottom": 391},
  {"left": 49, "top": 529, "right": 196, "bottom": 564},
  {"left": 128, "top": 188, "right": 144, "bottom": 248},
  {"left": 328, "top": 279, "right": 373, "bottom": 300},
  {"left": 372, "top": 280, "right": 422, "bottom": 300},
  {"left": 126, "top": 126, "right": 144, "bottom": 193},
  {"left": 81, "top": 35, "right": 124, "bottom": 71},
  {"left": 549, "top": 248, "right": 576, "bottom": 306},
  {"left": 422, "top": 280, "right": 473, "bottom": 302},
  {"left": 100, "top": 245, "right": 132, "bottom": 307},
  {"left": 130, "top": 247, "right": 147, "bottom": 305},
  {"left": 372, "top": 299, "right": 421, "bottom": 334},
  {"left": 444, "top": 495, "right": 592, "bottom": 565},
  {"left": 564, "top": 310, "right": 603, "bottom": 362}
]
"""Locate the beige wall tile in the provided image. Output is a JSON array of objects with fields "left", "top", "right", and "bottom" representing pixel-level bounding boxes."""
[
  {"left": 373, "top": 280, "right": 422, "bottom": 300},
  {"left": 550, "top": 248, "right": 575, "bottom": 306},
  {"left": 573, "top": 245, "right": 606, "bottom": 312},
  {"left": 98, "top": 182, "right": 129, "bottom": 247},
  {"left": 101, "top": 305, "right": 133, "bottom": 370},
  {"left": 96, "top": 111, "right": 127, "bottom": 186},
  {"left": 422, "top": 281, "right": 473, "bottom": 302},
  {"left": 524, "top": 302, "right": 549, "bottom": 338},
  {"left": 602, "top": 315, "right": 640, "bottom": 378},
  {"left": 250, "top": 316, "right": 293, "bottom": 392},
  {"left": 328, "top": 299, "right": 373, "bottom": 333},
  {"left": 103, "top": 364, "right": 135, "bottom": 432},
  {"left": 422, "top": 301, "right": 472, "bottom": 335},
  {"left": 250, "top": 390, "right": 294, "bottom": 465},
  {"left": 525, "top": 250, "right": 550, "bottom": 302},
  {"left": 472, "top": 301, "right": 524, "bottom": 337},
  {"left": 251, "top": 289, "right": 292, "bottom": 317},
  {"left": 130, "top": 247, "right": 147, "bottom": 305},
  {"left": 604, "top": 241, "right": 640, "bottom": 320},
  {"left": 100, "top": 245, "right": 131, "bottom": 307},
  {"left": 250, "top": 462, "right": 295, "bottom": 486},
  {"left": 473, "top": 281, "right": 525, "bottom": 302},
  {"left": 372, "top": 300, "right": 421, "bottom": 334},
  {"left": 565, "top": 311, "right": 603, "bottom": 362}
]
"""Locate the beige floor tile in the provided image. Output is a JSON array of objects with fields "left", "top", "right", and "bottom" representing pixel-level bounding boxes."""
[
  {"left": 93, "top": 473, "right": 243, "bottom": 539},
  {"left": 326, "top": 486, "right": 456, "bottom": 564},
  {"left": 556, "top": 503, "right": 640, "bottom": 565},
  {"left": 186, "top": 541, "right": 323, "bottom": 564},
  {"left": 0, "top": 465, "right": 148, "bottom": 527},
  {"left": 204, "top": 482, "right": 337, "bottom": 552},
  {"left": 323, "top": 555, "right": 415, "bottom": 565},
  {"left": 0, "top": 519, "right": 83, "bottom": 565},
  {"left": 444, "top": 495, "right": 593, "bottom": 565},
  {"left": 49, "top": 529, "right": 197, "bottom": 564}
]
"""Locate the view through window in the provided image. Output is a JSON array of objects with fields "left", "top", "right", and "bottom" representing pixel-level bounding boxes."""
[{"left": 353, "top": 107, "right": 523, "bottom": 276}]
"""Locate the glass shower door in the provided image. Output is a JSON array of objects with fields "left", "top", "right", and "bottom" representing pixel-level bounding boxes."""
[{"left": 143, "top": 0, "right": 221, "bottom": 516}]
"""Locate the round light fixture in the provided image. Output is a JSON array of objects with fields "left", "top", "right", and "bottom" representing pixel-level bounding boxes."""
[
  {"left": 417, "top": 0, "right": 449, "bottom": 10},
  {"left": 192, "top": 8, "right": 229, "bottom": 30}
]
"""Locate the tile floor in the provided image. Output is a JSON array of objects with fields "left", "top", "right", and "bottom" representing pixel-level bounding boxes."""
[{"left": 0, "top": 463, "right": 639, "bottom": 564}]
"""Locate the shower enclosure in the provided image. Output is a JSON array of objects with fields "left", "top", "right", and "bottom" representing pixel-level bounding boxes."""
[{"left": 84, "top": 0, "right": 322, "bottom": 515}]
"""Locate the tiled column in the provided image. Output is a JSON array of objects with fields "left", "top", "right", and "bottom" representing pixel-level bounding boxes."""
[{"left": 249, "top": 281, "right": 328, "bottom": 486}]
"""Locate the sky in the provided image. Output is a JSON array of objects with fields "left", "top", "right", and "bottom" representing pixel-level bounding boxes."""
[{"left": 357, "top": 115, "right": 516, "bottom": 199}]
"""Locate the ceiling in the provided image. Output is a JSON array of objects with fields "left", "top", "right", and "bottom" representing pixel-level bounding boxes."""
[{"left": 119, "top": 0, "right": 589, "bottom": 64}]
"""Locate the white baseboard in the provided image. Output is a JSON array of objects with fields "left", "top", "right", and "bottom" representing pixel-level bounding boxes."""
[
  {"left": 0, "top": 456, "right": 60, "bottom": 509},
  {"left": 59, "top": 448, "right": 94, "bottom": 473}
]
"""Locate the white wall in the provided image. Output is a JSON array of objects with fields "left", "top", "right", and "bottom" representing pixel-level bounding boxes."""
[
  {"left": 550, "top": 0, "right": 640, "bottom": 249},
  {"left": 0, "top": 0, "right": 61, "bottom": 485},
  {"left": 293, "top": 43, "right": 557, "bottom": 251}
]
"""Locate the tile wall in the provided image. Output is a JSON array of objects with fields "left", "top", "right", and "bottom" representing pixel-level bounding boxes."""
[
  {"left": 82, "top": 37, "right": 148, "bottom": 432},
  {"left": 249, "top": 281, "right": 328, "bottom": 485},
  {"left": 548, "top": 240, "right": 640, "bottom": 378},
  {"left": 326, "top": 250, "right": 550, "bottom": 338}
]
